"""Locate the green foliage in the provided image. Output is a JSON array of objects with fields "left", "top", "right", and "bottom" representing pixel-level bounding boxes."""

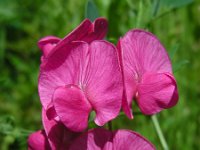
[
  {"left": 0, "top": 0, "right": 199, "bottom": 149},
  {"left": 85, "top": 0, "right": 99, "bottom": 21}
]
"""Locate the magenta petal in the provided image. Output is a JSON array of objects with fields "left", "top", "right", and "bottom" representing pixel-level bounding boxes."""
[
  {"left": 38, "top": 42, "right": 88, "bottom": 109},
  {"left": 117, "top": 40, "right": 135, "bottom": 119},
  {"left": 84, "top": 41, "right": 123, "bottom": 126},
  {"left": 137, "top": 72, "right": 179, "bottom": 115},
  {"left": 69, "top": 128, "right": 155, "bottom": 150},
  {"left": 112, "top": 130, "right": 156, "bottom": 150},
  {"left": 38, "top": 36, "right": 61, "bottom": 57},
  {"left": 28, "top": 130, "right": 51, "bottom": 150},
  {"left": 45, "top": 18, "right": 108, "bottom": 59},
  {"left": 69, "top": 128, "right": 112, "bottom": 150},
  {"left": 42, "top": 108, "right": 80, "bottom": 149},
  {"left": 82, "top": 18, "right": 108, "bottom": 43},
  {"left": 53, "top": 85, "right": 92, "bottom": 132}
]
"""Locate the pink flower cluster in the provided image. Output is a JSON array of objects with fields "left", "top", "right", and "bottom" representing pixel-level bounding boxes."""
[{"left": 28, "top": 18, "right": 178, "bottom": 150}]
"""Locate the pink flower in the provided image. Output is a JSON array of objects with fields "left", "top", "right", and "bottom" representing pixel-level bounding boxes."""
[
  {"left": 39, "top": 40, "right": 123, "bottom": 132},
  {"left": 69, "top": 128, "right": 156, "bottom": 150},
  {"left": 117, "top": 29, "right": 179, "bottom": 118},
  {"left": 38, "top": 18, "right": 108, "bottom": 64}
]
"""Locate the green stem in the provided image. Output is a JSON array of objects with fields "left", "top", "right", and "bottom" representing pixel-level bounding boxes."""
[
  {"left": 151, "top": 115, "right": 169, "bottom": 150},
  {"left": 136, "top": 0, "right": 143, "bottom": 27}
]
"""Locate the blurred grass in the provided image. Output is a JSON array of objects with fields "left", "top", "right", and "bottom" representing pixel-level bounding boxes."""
[{"left": 0, "top": 0, "right": 199, "bottom": 149}]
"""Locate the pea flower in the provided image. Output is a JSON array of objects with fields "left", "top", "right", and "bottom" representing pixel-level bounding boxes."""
[
  {"left": 39, "top": 40, "right": 122, "bottom": 132},
  {"left": 117, "top": 29, "right": 179, "bottom": 118},
  {"left": 70, "top": 128, "right": 156, "bottom": 150}
]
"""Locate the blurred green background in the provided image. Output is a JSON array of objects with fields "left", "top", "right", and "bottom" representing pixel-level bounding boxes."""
[{"left": 0, "top": 0, "right": 199, "bottom": 149}]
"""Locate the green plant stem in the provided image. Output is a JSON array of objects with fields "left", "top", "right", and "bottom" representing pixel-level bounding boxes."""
[
  {"left": 151, "top": 115, "right": 169, "bottom": 150},
  {"left": 136, "top": 0, "right": 143, "bottom": 27}
]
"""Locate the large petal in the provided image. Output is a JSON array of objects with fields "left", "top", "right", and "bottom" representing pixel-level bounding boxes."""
[
  {"left": 39, "top": 42, "right": 88, "bottom": 109},
  {"left": 53, "top": 85, "right": 92, "bottom": 132},
  {"left": 28, "top": 130, "right": 51, "bottom": 150},
  {"left": 83, "top": 41, "right": 123, "bottom": 126},
  {"left": 69, "top": 128, "right": 155, "bottom": 150},
  {"left": 118, "top": 29, "right": 173, "bottom": 118},
  {"left": 137, "top": 72, "right": 179, "bottom": 115},
  {"left": 42, "top": 108, "right": 80, "bottom": 150}
]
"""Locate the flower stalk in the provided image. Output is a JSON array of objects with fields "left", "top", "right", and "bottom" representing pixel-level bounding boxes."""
[{"left": 151, "top": 115, "right": 169, "bottom": 150}]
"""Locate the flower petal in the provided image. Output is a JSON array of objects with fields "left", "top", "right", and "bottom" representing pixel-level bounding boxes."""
[
  {"left": 69, "top": 128, "right": 113, "bottom": 150},
  {"left": 118, "top": 29, "right": 173, "bottom": 118},
  {"left": 112, "top": 130, "right": 156, "bottom": 150},
  {"left": 28, "top": 130, "right": 51, "bottom": 150},
  {"left": 82, "top": 18, "right": 108, "bottom": 43},
  {"left": 41, "top": 18, "right": 108, "bottom": 61},
  {"left": 42, "top": 108, "right": 80, "bottom": 149},
  {"left": 39, "top": 42, "right": 88, "bottom": 109},
  {"left": 83, "top": 41, "right": 123, "bottom": 126},
  {"left": 53, "top": 85, "right": 92, "bottom": 132},
  {"left": 137, "top": 72, "right": 179, "bottom": 115},
  {"left": 38, "top": 36, "right": 61, "bottom": 58},
  {"left": 69, "top": 128, "right": 155, "bottom": 150}
]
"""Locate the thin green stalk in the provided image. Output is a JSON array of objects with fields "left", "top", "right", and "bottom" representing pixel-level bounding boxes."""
[
  {"left": 151, "top": 115, "right": 169, "bottom": 150},
  {"left": 136, "top": 0, "right": 143, "bottom": 27}
]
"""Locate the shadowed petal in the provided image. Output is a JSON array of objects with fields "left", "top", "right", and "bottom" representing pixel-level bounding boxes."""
[
  {"left": 137, "top": 72, "right": 178, "bottom": 115},
  {"left": 69, "top": 128, "right": 155, "bottom": 150},
  {"left": 42, "top": 108, "right": 80, "bottom": 150},
  {"left": 83, "top": 41, "right": 123, "bottom": 126},
  {"left": 53, "top": 85, "right": 92, "bottom": 132},
  {"left": 28, "top": 130, "right": 51, "bottom": 150},
  {"left": 69, "top": 128, "right": 112, "bottom": 150}
]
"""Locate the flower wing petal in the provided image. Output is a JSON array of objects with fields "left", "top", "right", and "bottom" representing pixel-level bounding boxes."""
[
  {"left": 137, "top": 72, "right": 178, "bottom": 115},
  {"left": 53, "top": 85, "right": 92, "bottom": 132}
]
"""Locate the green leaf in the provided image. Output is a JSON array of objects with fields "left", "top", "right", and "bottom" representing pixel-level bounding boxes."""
[
  {"left": 160, "top": 0, "right": 193, "bottom": 9},
  {"left": 173, "top": 60, "right": 189, "bottom": 72},
  {"left": 85, "top": 0, "right": 99, "bottom": 21}
]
